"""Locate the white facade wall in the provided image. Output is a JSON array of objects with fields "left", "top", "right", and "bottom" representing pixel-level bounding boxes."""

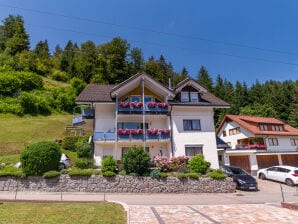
[
  {"left": 94, "top": 104, "right": 116, "bottom": 132},
  {"left": 265, "top": 136, "right": 297, "bottom": 152},
  {"left": 171, "top": 107, "right": 219, "bottom": 169},
  {"left": 218, "top": 121, "right": 254, "bottom": 149}
]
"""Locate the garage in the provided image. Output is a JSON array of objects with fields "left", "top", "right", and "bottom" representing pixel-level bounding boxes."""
[
  {"left": 229, "top": 155, "right": 250, "bottom": 172},
  {"left": 256, "top": 155, "right": 279, "bottom": 169},
  {"left": 281, "top": 154, "right": 298, "bottom": 167}
]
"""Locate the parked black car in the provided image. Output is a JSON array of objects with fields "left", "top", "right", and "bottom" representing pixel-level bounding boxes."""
[{"left": 221, "top": 165, "right": 258, "bottom": 191}]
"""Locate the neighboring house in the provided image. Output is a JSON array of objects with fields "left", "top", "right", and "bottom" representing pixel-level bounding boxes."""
[
  {"left": 216, "top": 115, "right": 298, "bottom": 175},
  {"left": 75, "top": 73, "right": 229, "bottom": 168}
]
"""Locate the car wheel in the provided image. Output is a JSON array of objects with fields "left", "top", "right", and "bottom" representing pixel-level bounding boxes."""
[
  {"left": 285, "top": 178, "right": 294, "bottom": 186},
  {"left": 259, "top": 173, "right": 266, "bottom": 180}
]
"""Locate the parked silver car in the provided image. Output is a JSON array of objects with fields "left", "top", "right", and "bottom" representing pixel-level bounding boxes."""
[{"left": 257, "top": 165, "right": 298, "bottom": 186}]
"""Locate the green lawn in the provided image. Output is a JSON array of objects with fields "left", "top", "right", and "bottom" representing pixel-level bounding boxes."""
[
  {"left": 0, "top": 114, "right": 72, "bottom": 156},
  {"left": 0, "top": 202, "right": 126, "bottom": 224}
]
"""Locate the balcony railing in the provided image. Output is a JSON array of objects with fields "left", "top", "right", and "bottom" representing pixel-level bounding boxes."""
[
  {"left": 118, "top": 102, "right": 169, "bottom": 114},
  {"left": 236, "top": 144, "right": 267, "bottom": 150},
  {"left": 94, "top": 129, "right": 171, "bottom": 142}
]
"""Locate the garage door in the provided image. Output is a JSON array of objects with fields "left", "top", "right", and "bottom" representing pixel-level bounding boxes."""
[
  {"left": 229, "top": 155, "right": 250, "bottom": 172},
  {"left": 281, "top": 154, "right": 298, "bottom": 167},
  {"left": 257, "top": 155, "right": 279, "bottom": 169}
]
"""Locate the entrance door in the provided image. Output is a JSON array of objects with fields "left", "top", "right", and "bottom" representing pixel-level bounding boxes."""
[{"left": 229, "top": 155, "right": 250, "bottom": 172}]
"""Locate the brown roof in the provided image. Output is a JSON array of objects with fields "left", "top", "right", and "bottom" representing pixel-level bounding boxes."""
[
  {"left": 75, "top": 84, "right": 115, "bottom": 103},
  {"left": 216, "top": 115, "right": 298, "bottom": 136}
]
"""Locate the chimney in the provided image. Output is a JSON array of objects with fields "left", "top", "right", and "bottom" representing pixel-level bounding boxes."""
[{"left": 168, "top": 77, "right": 172, "bottom": 89}]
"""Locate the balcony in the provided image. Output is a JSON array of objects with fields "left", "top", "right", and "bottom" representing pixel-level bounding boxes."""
[
  {"left": 236, "top": 137, "right": 267, "bottom": 150},
  {"left": 118, "top": 102, "right": 169, "bottom": 114},
  {"left": 94, "top": 131, "right": 116, "bottom": 141}
]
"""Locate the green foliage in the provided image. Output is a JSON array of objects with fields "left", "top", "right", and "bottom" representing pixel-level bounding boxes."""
[
  {"left": 118, "top": 170, "right": 126, "bottom": 175},
  {"left": 62, "top": 136, "right": 79, "bottom": 151},
  {"left": 75, "top": 158, "right": 94, "bottom": 169},
  {"left": 76, "top": 143, "right": 92, "bottom": 158},
  {"left": 102, "top": 171, "right": 116, "bottom": 177},
  {"left": 101, "top": 156, "right": 116, "bottom": 173},
  {"left": 20, "top": 141, "right": 61, "bottom": 175},
  {"left": 187, "top": 172, "right": 199, "bottom": 179},
  {"left": 208, "top": 169, "right": 226, "bottom": 180},
  {"left": 50, "top": 69, "right": 70, "bottom": 82},
  {"left": 239, "top": 103, "right": 277, "bottom": 117},
  {"left": 150, "top": 169, "right": 161, "bottom": 179},
  {"left": 122, "top": 146, "right": 150, "bottom": 176},
  {"left": 188, "top": 155, "right": 211, "bottom": 174},
  {"left": 177, "top": 173, "right": 188, "bottom": 179},
  {"left": 43, "top": 170, "right": 61, "bottom": 179},
  {"left": 197, "top": 66, "right": 213, "bottom": 90},
  {"left": 0, "top": 166, "right": 23, "bottom": 177},
  {"left": 68, "top": 168, "right": 93, "bottom": 176},
  {"left": 0, "top": 72, "right": 21, "bottom": 95},
  {"left": 159, "top": 172, "right": 168, "bottom": 178},
  {"left": 0, "top": 97, "right": 23, "bottom": 115},
  {"left": 70, "top": 77, "right": 86, "bottom": 95}
]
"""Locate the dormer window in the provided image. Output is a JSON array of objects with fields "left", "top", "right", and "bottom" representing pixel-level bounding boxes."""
[
  {"left": 259, "top": 124, "right": 268, "bottom": 131},
  {"left": 181, "top": 92, "right": 189, "bottom": 102},
  {"left": 190, "top": 92, "right": 198, "bottom": 102}
]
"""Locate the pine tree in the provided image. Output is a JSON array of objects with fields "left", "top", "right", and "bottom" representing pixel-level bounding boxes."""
[
  {"left": 288, "top": 94, "right": 298, "bottom": 128},
  {"left": 197, "top": 66, "right": 213, "bottom": 90}
]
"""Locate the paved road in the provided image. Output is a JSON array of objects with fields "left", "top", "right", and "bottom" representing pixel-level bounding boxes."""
[{"left": 1, "top": 179, "right": 298, "bottom": 223}]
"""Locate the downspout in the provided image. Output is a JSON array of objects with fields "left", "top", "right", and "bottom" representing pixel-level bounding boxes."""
[
  {"left": 115, "top": 94, "right": 118, "bottom": 160},
  {"left": 142, "top": 77, "right": 146, "bottom": 151},
  {"left": 169, "top": 103, "right": 174, "bottom": 157}
]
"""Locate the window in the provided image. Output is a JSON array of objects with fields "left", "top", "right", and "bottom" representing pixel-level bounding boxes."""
[
  {"left": 229, "top": 127, "right": 241, "bottom": 135},
  {"left": 268, "top": 138, "right": 278, "bottom": 146},
  {"left": 271, "top": 125, "right": 283, "bottom": 131},
  {"left": 190, "top": 92, "right": 198, "bottom": 102},
  {"left": 130, "top": 95, "right": 140, "bottom": 102},
  {"left": 185, "top": 146, "right": 203, "bottom": 156},
  {"left": 291, "top": 138, "right": 298, "bottom": 146},
  {"left": 118, "top": 122, "right": 148, "bottom": 130},
  {"left": 259, "top": 124, "right": 268, "bottom": 131},
  {"left": 223, "top": 130, "right": 226, "bottom": 137},
  {"left": 181, "top": 92, "right": 189, "bottom": 102},
  {"left": 183, "top": 120, "right": 201, "bottom": 131},
  {"left": 144, "top": 96, "right": 152, "bottom": 103}
]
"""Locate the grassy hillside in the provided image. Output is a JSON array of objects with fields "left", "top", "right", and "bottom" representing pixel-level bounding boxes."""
[{"left": 0, "top": 114, "right": 72, "bottom": 156}]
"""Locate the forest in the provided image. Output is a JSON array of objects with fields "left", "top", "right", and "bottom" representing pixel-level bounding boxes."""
[{"left": 0, "top": 15, "right": 297, "bottom": 127}]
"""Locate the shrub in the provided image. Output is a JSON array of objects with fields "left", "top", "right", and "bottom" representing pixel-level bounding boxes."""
[
  {"left": 154, "top": 156, "right": 190, "bottom": 172},
  {"left": 160, "top": 172, "right": 168, "bottom": 178},
  {"left": 0, "top": 166, "right": 23, "bottom": 177},
  {"left": 187, "top": 172, "right": 199, "bottom": 179},
  {"left": 118, "top": 170, "right": 126, "bottom": 176},
  {"left": 20, "top": 141, "right": 61, "bottom": 175},
  {"left": 68, "top": 168, "right": 93, "bottom": 176},
  {"left": 62, "top": 136, "right": 79, "bottom": 151},
  {"left": 208, "top": 169, "right": 226, "bottom": 180},
  {"left": 150, "top": 169, "right": 161, "bottom": 179},
  {"left": 43, "top": 170, "right": 61, "bottom": 179},
  {"left": 101, "top": 156, "right": 116, "bottom": 173},
  {"left": 75, "top": 158, "right": 94, "bottom": 169},
  {"left": 102, "top": 171, "right": 116, "bottom": 177},
  {"left": 188, "top": 155, "right": 210, "bottom": 174},
  {"left": 50, "top": 69, "right": 69, "bottom": 82},
  {"left": 16, "top": 71, "right": 43, "bottom": 91},
  {"left": 122, "top": 146, "right": 150, "bottom": 176},
  {"left": 177, "top": 173, "right": 188, "bottom": 179},
  {"left": 0, "top": 72, "right": 21, "bottom": 96},
  {"left": 76, "top": 143, "right": 92, "bottom": 158}
]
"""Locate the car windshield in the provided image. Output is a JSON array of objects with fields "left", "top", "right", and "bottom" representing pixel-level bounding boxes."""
[
  {"left": 294, "top": 170, "right": 298, "bottom": 174},
  {"left": 229, "top": 167, "right": 247, "bottom": 175}
]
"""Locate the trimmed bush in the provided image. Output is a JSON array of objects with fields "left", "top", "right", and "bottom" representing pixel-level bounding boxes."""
[
  {"left": 187, "top": 172, "right": 199, "bottom": 179},
  {"left": 188, "top": 155, "right": 211, "bottom": 174},
  {"left": 75, "top": 158, "right": 94, "bottom": 169},
  {"left": 122, "top": 146, "right": 150, "bottom": 176},
  {"left": 160, "top": 172, "right": 168, "bottom": 178},
  {"left": 68, "top": 168, "right": 93, "bottom": 176},
  {"left": 43, "top": 170, "right": 61, "bottom": 179},
  {"left": 177, "top": 173, "right": 188, "bottom": 179},
  {"left": 101, "top": 156, "right": 116, "bottom": 173},
  {"left": 76, "top": 143, "right": 92, "bottom": 158},
  {"left": 102, "top": 171, "right": 116, "bottom": 177},
  {"left": 208, "top": 169, "right": 226, "bottom": 180},
  {"left": 0, "top": 166, "right": 23, "bottom": 177},
  {"left": 62, "top": 136, "right": 79, "bottom": 151},
  {"left": 150, "top": 169, "right": 161, "bottom": 179},
  {"left": 118, "top": 170, "right": 126, "bottom": 176},
  {"left": 20, "top": 141, "right": 61, "bottom": 175}
]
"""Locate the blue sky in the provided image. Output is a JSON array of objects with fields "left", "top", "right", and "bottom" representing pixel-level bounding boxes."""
[{"left": 0, "top": 0, "right": 298, "bottom": 85}]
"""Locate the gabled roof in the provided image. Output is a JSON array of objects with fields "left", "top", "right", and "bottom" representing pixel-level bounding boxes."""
[
  {"left": 216, "top": 115, "right": 298, "bottom": 136},
  {"left": 75, "top": 84, "right": 115, "bottom": 103},
  {"left": 110, "top": 72, "right": 174, "bottom": 98},
  {"left": 174, "top": 77, "right": 207, "bottom": 93}
]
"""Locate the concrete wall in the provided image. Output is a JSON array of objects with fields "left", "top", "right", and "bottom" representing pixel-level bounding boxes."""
[{"left": 0, "top": 175, "right": 236, "bottom": 193}]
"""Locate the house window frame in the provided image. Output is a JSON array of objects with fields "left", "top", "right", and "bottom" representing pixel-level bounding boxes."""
[
  {"left": 190, "top": 92, "right": 199, "bottom": 102},
  {"left": 268, "top": 138, "right": 279, "bottom": 146},
  {"left": 290, "top": 138, "right": 298, "bottom": 146},
  {"left": 229, "top": 127, "right": 241, "bottom": 135},
  {"left": 185, "top": 145, "right": 203, "bottom": 156},
  {"left": 259, "top": 124, "right": 268, "bottom": 131},
  {"left": 222, "top": 130, "right": 227, "bottom": 137},
  {"left": 183, "top": 119, "right": 201, "bottom": 131},
  {"left": 181, "top": 92, "right": 189, "bottom": 102},
  {"left": 130, "top": 95, "right": 141, "bottom": 102}
]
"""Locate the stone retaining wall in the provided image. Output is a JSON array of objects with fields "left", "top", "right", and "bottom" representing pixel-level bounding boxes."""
[{"left": 0, "top": 175, "right": 236, "bottom": 193}]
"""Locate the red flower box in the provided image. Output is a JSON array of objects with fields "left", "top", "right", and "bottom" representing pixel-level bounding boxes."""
[
  {"left": 119, "top": 102, "right": 130, "bottom": 107},
  {"left": 117, "top": 129, "right": 131, "bottom": 135},
  {"left": 157, "top": 102, "right": 168, "bottom": 108},
  {"left": 160, "top": 129, "right": 170, "bottom": 134},
  {"left": 131, "top": 129, "right": 143, "bottom": 135},
  {"left": 147, "top": 129, "right": 158, "bottom": 135},
  {"left": 147, "top": 102, "right": 157, "bottom": 108}
]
